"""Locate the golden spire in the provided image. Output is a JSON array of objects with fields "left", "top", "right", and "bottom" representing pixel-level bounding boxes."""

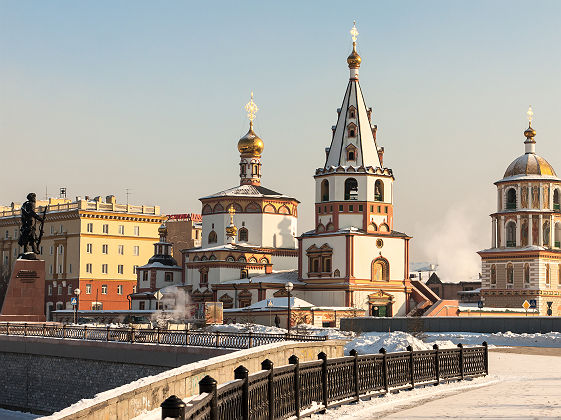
[
  {"left": 524, "top": 105, "right": 536, "bottom": 140},
  {"left": 244, "top": 92, "right": 259, "bottom": 127},
  {"left": 238, "top": 92, "right": 264, "bottom": 156},
  {"left": 228, "top": 206, "right": 235, "bottom": 225},
  {"left": 225, "top": 206, "right": 238, "bottom": 239},
  {"left": 347, "top": 21, "right": 362, "bottom": 69},
  {"left": 526, "top": 105, "right": 534, "bottom": 127}
]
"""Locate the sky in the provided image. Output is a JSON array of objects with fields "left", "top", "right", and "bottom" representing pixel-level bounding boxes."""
[{"left": 1, "top": 1, "right": 560, "bottom": 280}]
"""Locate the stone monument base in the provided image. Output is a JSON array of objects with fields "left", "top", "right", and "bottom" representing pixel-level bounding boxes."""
[{"left": 0, "top": 259, "right": 46, "bottom": 322}]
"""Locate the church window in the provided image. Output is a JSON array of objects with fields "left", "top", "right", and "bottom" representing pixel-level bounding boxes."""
[
  {"left": 490, "top": 265, "right": 496, "bottom": 285},
  {"left": 371, "top": 258, "right": 389, "bottom": 282},
  {"left": 240, "top": 269, "right": 248, "bottom": 279},
  {"left": 554, "top": 189, "right": 560, "bottom": 211},
  {"left": 506, "top": 221, "right": 516, "bottom": 247},
  {"left": 239, "top": 227, "right": 248, "bottom": 242},
  {"left": 318, "top": 207, "right": 321, "bottom": 214},
  {"left": 375, "top": 180, "right": 384, "bottom": 201},
  {"left": 546, "top": 264, "right": 551, "bottom": 287},
  {"left": 213, "top": 203, "right": 224, "bottom": 213},
  {"left": 384, "top": 206, "right": 388, "bottom": 214},
  {"left": 379, "top": 223, "right": 389, "bottom": 233},
  {"left": 323, "top": 257, "right": 331, "bottom": 273},
  {"left": 324, "top": 206, "right": 327, "bottom": 212},
  {"left": 347, "top": 123, "right": 357, "bottom": 138},
  {"left": 543, "top": 221, "right": 550, "bottom": 246},
  {"left": 219, "top": 293, "right": 234, "bottom": 310},
  {"left": 339, "top": 205, "right": 343, "bottom": 211},
  {"left": 238, "top": 256, "right": 247, "bottom": 263},
  {"left": 263, "top": 204, "right": 276, "bottom": 213},
  {"left": 359, "top": 204, "right": 363, "bottom": 211},
  {"left": 506, "top": 263, "right": 514, "bottom": 287},
  {"left": 249, "top": 257, "right": 257, "bottom": 263},
  {"left": 199, "top": 269, "right": 208, "bottom": 287},
  {"left": 202, "top": 204, "right": 212, "bottom": 214},
  {"left": 368, "top": 222, "right": 378, "bottom": 232},
  {"left": 506, "top": 188, "right": 517, "bottom": 209},
  {"left": 279, "top": 205, "right": 291, "bottom": 214},
  {"left": 238, "top": 290, "right": 252, "bottom": 308},
  {"left": 306, "top": 244, "right": 333, "bottom": 277},
  {"left": 344, "top": 178, "right": 358, "bottom": 200},
  {"left": 377, "top": 206, "right": 381, "bottom": 212},
  {"left": 226, "top": 256, "right": 235, "bottom": 262},
  {"left": 555, "top": 222, "right": 561, "bottom": 248},
  {"left": 524, "top": 264, "right": 530, "bottom": 285},
  {"left": 246, "top": 202, "right": 261, "bottom": 212},
  {"left": 321, "top": 180, "right": 329, "bottom": 202},
  {"left": 349, "top": 205, "right": 354, "bottom": 212},
  {"left": 312, "top": 258, "right": 320, "bottom": 272},
  {"left": 316, "top": 223, "right": 326, "bottom": 233},
  {"left": 260, "top": 258, "right": 269, "bottom": 264},
  {"left": 208, "top": 230, "right": 218, "bottom": 244},
  {"left": 348, "top": 106, "right": 356, "bottom": 119},
  {"left": 370, "top": 205, "right": 374, "bottom": 212},
  {"left": 347, "top": 150, "right": 355, "bottom": 161}
]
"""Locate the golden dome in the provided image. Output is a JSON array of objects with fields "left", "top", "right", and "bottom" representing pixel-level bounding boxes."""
[
  {"left": 158, "top": 223, "right": 167, "bottom": 236},
  {"left": 347, "top": 42, "right": 362, "bottom": 69},
  {"left": 504, "top": 154, "right": 556, "bottom": 178},
  {"left": 524, "top": 125, "right": 536, "bottom": 139},
  {"left": 237, "top": 123, "right": 264, "bottom": 156}
]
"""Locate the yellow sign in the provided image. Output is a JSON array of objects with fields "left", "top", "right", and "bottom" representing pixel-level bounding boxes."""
[{"left": 522, "top": 300, "right": 530, "bottom": 310}]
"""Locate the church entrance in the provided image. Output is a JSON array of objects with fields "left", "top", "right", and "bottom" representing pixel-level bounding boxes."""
[{"left": 367, "top": 290, "right": 394, "bottom": 317}]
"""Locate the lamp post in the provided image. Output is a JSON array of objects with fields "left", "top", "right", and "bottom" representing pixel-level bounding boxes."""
[
  {"left": 73, "top": 288, "right": 81, "bottom": 324},
  {"left": 285, "top": 282, "right": 293, "bottom": 334}
]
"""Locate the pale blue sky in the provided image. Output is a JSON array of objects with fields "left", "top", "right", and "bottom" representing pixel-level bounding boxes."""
[{"left": 1, "top": 1, "right": 560, "bottom": 273}]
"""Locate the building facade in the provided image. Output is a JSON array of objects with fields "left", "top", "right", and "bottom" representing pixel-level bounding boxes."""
[
  {"left": 0, "top": 195, "right": 164, "bottom": 318},
  {"left": 166, "top": 213, "right": 202, "bottom": 262},
  {"left": 479, "top": 110, "right": 561, "bottom": 316}
]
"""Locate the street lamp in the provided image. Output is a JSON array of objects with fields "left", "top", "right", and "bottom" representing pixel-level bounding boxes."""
[
  {"left": 285, "top": 282, "right": 293, "bottom": 334},
  {"left": 73, "top": 288, "right": 81, "bottom": 324}
]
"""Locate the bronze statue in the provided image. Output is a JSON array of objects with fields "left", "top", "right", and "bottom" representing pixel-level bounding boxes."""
[{"left": 18, "top": 193, "right": 46, "bottom": 258}]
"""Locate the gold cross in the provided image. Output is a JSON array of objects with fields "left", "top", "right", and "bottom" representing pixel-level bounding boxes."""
[
  {"left": 228, "top": 206, "right": 236, "bottom": 224},
  {"left": 350, "top": 21, "right": 359, "bottom": 43},
  {"left": 245, "top": 92, "right": 259, "bottom": 122},
  {"left": 527, "top": 105, "right": 534, "bottom": 126}
]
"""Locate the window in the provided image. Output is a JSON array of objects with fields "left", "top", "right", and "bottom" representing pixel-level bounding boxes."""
[
  {"left": 50, "top": 226, "right": 54, "bottom": 234},
  {"left": 321, "top": 180, "right": 329, "bottom": 202},
  {"left": 506, "top": 188, "right": 517, "bottom": 210},
  {"left": 506, "top": 263, "right": 514, "bottom": 287},
  {"left": 86, "top": 284, "right": 92, "bottom": 294},
  {"left": 554, "top": 189, "right": 560, "bottom": 211},
  {"left": 359, "top": 204, "right": 363, "bottom": 211},
  {"left": 86, "top": 243, "right": 93, "bottom": 253},
  {"left": 165, "top": 272, "right": 173, "bottom": 282},
  {"left": 490, "top": 265, "right": 496, "bottom": 285},
  {"left": 118, "top": 245, "right": 124, "bottom": 255},
  {"left": 87, "top": 223, "right": 93, "bottom": 233},
  {"left": 102, "top": 264, "right": 108, "bottom": 274},
  {"left": 375, "top": 180, "right": 384, "bottom": 201},
  {"left": 346, "top": 147, "right": 356, "bottom": 161},
  {"left": 117, "top": 265, "right": 124, "bottom": 274},
  {"left": 134, "top": 246, "right": 139, "bottom": 256},
  {"left": 543, "top": 221, "right": 551, "bottom": 247},
  {"left": 58, "top": 245, "right": 64, "bottom": 255},
  {"left": 240, "top": 269, "right": 249, "bottom": 279},
  {"left": 306, "top": 244, "right": 333, "bottom": 276},
  {"left": 49, "top": 265, "right": 53, "bottom": 274},
  {"left": 86, "top": 263, "right": 92, "bottom": 273},
  {"left": 506, "top": 221, "right": 516, "bottom": 247},
  {"left": 239, "top": 228, "right": 248, "bottom": 242},
  {"left": 384, "top": 206, "right": 388, "bottom": 214},
  {"left": 208, "top": 230, "right": 218, "bottom": 244},
  {"left": 134, "top": 226, "right": 140, "bottom": 236},
  {"left": 119, "top": 225, "right": 125, "bottom": 235},
  {"left": 101, "top": 285, "right": 107, "bottom": 294},
  {"left": 117, "top": 285, "right": 123, "bottom": 295},
  {"left": 139, "top": 301, "right": 145, "bottom": 310},
  {"left": 524, "top": 264, "right": 530, "bottom": 285},
  {"left": 132, "top": 286, "right": 137, "bottom": 293},
  {"left": 49, "top": 246, "right": 53, "bottom": 255},
  {"left": 58, "top": 264, "right": 63, "bottom": 274},
  {"left": 133, "top": 265, "right": 138, "bottom": 274},
  {"left": 347, "top": 123, "right": 357, "bottom": 138},
  {"left": 371, "top": 257, "right": 390, "bottom": 282},
  {"left": 59, "top": 225, "right": 63, "bottom": 233},
  {"left": 546, "top": 264, "right": 551, "bottom": 287},
  {"left": 102, "top": 244, "right": 108, "bottom": 254},
  {"left": 344, "top": 178, "right": 358, "bottom": 201},
  {"left": 57, "top": 285, "right": 62, "bottom": 295},
  {"left": 142, "top": 271, "right": 149, "bottom": 282},
  {"left": 67, "top": 285, "right": 73, "bottom": 295},
  {"left": 102, "top": 224, "right": 109, "bottom": 234},
  {"left": 69, "top": 264, "right": 72, "bottom": 273},
  {"left": 91, "top": 302, "right": 103, "bottom": 310},
  {"left": 48, "top": 285, "right": 52, "bottom": 296},
  {"left": 348, "top": 106, "right": 356, "bottom": 119},
  {"left": 200, "top": 269, "right": 209, "bottom": 286},
  {"left": 349, "top": 205, "right": 354, "bottom": 212},
  {"left": 339, "top": 205, "right": 343, "bottom": 211}
]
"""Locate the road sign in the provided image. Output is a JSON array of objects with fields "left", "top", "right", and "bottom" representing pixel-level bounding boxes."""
[
  {"left": 267, "top": 299, "right": 273, "bottom": 307},
  {"left": 154, "top": 290, "right": 163, "bottom": 300},
  {"left": 529, "top": 299, "right": 537, "bottom": 308},
  {"left": 522, "top": 300, "right": 530, "bottom": 310},
  {"left": 477, "top": 300, "right": 484, "bottom": 309},
  {"left": 70, "top": 297, "right": 77, "bottom": 306}
]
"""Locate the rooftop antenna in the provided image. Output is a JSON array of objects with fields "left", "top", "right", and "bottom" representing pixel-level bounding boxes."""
[
  {"left": 125, "top": 188, "right": 132, "bottom": 206},
  {"left": 45, "top": 186, "right": 48, "bottom": 200}
]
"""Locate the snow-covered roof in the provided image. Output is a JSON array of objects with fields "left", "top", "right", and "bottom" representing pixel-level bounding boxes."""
[
  {"left": 223, "top": 296, "right": 358, "bottom": 312},
  {"left": 138, "top": 261, "right": 181, "bottom": 269},
  {"left": 301, "top": 226, "right": 410, "bottom": 238},
  {"left": 200, "top": 184, "right": 298, "bottom": 201},
  {"left": 479, "top": 245, "right": 549, "bottom": 253}
]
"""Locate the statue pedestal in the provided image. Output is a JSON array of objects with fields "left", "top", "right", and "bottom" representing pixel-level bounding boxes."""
[{"left": 0, "top": 259, "right": 46, "bottom": 322}]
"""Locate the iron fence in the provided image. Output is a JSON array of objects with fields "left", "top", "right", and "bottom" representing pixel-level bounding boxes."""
[
  {"left": 162, "top": 342, "right": 489, "bottom": 420},
  {"left": 0, "top": 322, "right": 326, "bottom": 349}
]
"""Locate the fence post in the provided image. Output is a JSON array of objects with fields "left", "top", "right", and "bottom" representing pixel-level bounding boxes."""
[
  {"left": 261, "top": 359, "right": 274, "bottom": 420},
  {"left": 24, "top": 323, "right": 27, "bottom": 336},
  {"left": 105, "top": 325, "right": 109, "bottom": 341},
  {"left": 42, "top": 323, "right": 46, "bottom": 337},
  {"left": 482, "top": 341, "right": 488, "bottom": 375},
  {"left": 157, "top": 327, "right": 161, "bottom": 344},
  {"left": 215, "top": 331, "right": 220, "bottom": 348},
  {"left": 380, "top": 348, "right": 389, "bottom": 393},
  {"left": 457, "top": 343, "right": 464, "bottom": 380},
  {"left": 5, "top": 322, "right": 8, "bottom": 336},
  {"left": 185, "top": 328, "right": 189, "bottom": 346},
  {"left": 406, "top": 345, "right": 415, "bottom": 390},
  {"left": 234, "top": 365, "right": 249, "bottom": 420},
  {"left": 199, "top": 375, "right": 218, "bottom": 420},
  {"left": 349, "top": 349, "right": 360, "bottom": 402},
  {"left": 160, "top": 395, "right": 186, "bottom": 420},
  {"left": 433, "top": 344, "right": 440, "bottom": 385},
  {"left": 248, "top": 331, "right": 253, "bottom": 348},
  {"left": 131, "top": 326, "right": 135, "bottom": 343},
  {"left": 318, "top": 352, "right": 328, "bottom": 409},
  {"left": 62, "top": 324, "right": 66, "bottom": 339},
  {"left": 289, "top": 355, "right": 300, "bottom": 419}
]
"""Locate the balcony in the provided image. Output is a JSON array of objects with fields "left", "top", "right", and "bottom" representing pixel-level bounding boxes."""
[{"left": 505, "top": 202, "right": 516, "bottom": 210}]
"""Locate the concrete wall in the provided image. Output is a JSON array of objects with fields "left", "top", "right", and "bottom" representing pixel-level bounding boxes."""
[
  {"left": 0, "top": 336, "right": 232, "bottom": 414},
  {"left": 45, "top": 339, "right": 345, "bottom": 420},
  {"left": 340, "top": 316, "right": 561, "bottom": 334}
]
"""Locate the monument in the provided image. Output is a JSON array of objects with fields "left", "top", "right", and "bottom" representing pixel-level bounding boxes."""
[{"left": 0, "top": 193, "right": 48, "bottom": 322}]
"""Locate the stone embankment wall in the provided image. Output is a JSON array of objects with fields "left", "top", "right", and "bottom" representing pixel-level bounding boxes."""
[
  {"left": 0, "top": 335, "right": 233, "bottom": 414},
  {"left": 45, "top": 339, "right": 345, "bottom": 420}
]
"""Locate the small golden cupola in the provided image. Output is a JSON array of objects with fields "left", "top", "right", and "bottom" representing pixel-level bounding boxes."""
[
  {"left": 347, "top": 21, "right": 362, "bottom": 79},
  {"left": 238, "top": 92, "right": 264, "bottom": 186}
]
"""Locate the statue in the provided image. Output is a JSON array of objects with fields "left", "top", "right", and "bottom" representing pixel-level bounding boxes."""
[{"left": 18, "top": 193, "right": 46, "bottom": 258}]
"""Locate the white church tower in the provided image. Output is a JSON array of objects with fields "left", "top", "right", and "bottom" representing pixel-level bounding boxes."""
[{"left": 298, "top": 23, "right": 413, "bottom": 317}]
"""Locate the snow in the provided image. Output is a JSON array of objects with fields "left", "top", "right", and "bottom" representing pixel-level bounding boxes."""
[
  {"left": 0, "top": 408, "right": 40, "bottom": 419},
  {"left": 423, "top": 331, "right": 561, "bottom": 348},
  {"left": 344, "top": 331, "right": 457, "bottom": 354}
]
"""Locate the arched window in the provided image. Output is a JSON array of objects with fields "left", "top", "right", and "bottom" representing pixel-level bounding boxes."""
[
  {"left": 347, "top": 123, "right": 357, "bottom": 138},
  {"left": 543, "top": 221, "right": 551, "bottom": 246},
  {"left": 208, "top": 230, "right": 217, "bottom": 244},
  {"left": 263, "top": 204, "right": 276, "bottom": 213},
  {"left": 326, "top": 222, "right": 335, "bottom": 232},
  {"left": 209, "top": 255, "right": 217, "bottom": 261},
  {"left": 259, "top": 258, "right": 269, "bottom": 264},
  {"left": 238, "top": 227, "right": 248, "bottom": 242},
  {"left": 506, "top": 263, "right": 514, "bottom": 287},
  {"left": 555, "top": 222, "right": 561, "bottom": 248},
  {"left": 506, "top": 188, "right": 517, "bottom": 209},
  {"left": 226, "top": 256, "right": 235, "bottom": 262},
  {"left": 278, "top": 205, "right": 291, "bottom": 215},
  {"left": 348, "top": 106, "right": 356, "bottom": 119},
  {"left": 546, "top": 264, "right": 551, "bottom": 286},
  {"left": 368, "top": 222, "right": 378, "bottom": 232},
  {"left": 344, "top": 178, "right": 358, "bottom": 201},
  {"left": 249, "top": 257, "right": 257, "bottom": 263},
  {"left": 375, "top": 180, "right": 384, "bottom": 202},
  {"left": 213, "top": 203, "right": 224, "bottom": 213},
  {"left": 321, "top": 179, "right": 329, "bottom": 202},
  {"left": 521, "top": 220, "right": 529, "bottom": 246},
  {"left": 202, "top": 204, "right": 212, "bottom": 214},
  {"left": 506, "top": 221, "right": 516, "bottom": 247},
  {"left": 379, "top": 223, "right": 390, "bottom": 233},
  {"left": 346, "top": 145, "right": 357, "bottom": 162},
  {"left": 238, "top": 256, "right": 247, "bottom": 263},
  {"left": 490, "top": 265, "right": 496, "bottom": 285},
  {"left": 524, "top": 263, "right": 530, "bottom": 285},
  {"left": 245, "top": 202, "right": 260, "bottom": 213},
  {"left": 554, "top": 189, "right": 560, "bottom": 210},
  {"left": 371, "top": 258, "right": 389, "bottom": 282},
  {"left": 316, "top": 223, "right": 326, "bottom": 233}
]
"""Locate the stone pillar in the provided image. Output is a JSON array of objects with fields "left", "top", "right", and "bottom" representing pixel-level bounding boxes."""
[
  {"left": 516, "top": 214, "right": 521, "bottom": 247},
  {"left": 529, "top": 215, "right": 533, "bottom": 246},
  {"left": 550, "top": 215, "right": 554, "bottom": 247},
  {"left": 539, "top": 183, "right": 544, "bottom": 209},
  {"left": 539, "top": 214, "right": 543, "bottom": 246},
  {"left": 517, "top": 184, "right": 521, "bottom": 208},
  {"left": 500, "top": 216, "right": 506, "bottom": 248},
  {"left": 491, "top": 217, "right": 497, "bottom": 248}
]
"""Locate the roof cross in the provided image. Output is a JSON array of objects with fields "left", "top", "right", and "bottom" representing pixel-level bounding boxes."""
[
  {"left": 245, "top": 92, "right": 259, "bottom": 123},
  {"left": 350, "top": 21, "right": 359, "bottom": 43}
]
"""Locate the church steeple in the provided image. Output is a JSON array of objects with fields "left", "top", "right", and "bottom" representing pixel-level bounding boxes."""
[
  {"left": 238, "top": 93, "right": 264, "bottom": 186},
  {"left": 324, "top": 23, "right": 382, "bottom": 169}
]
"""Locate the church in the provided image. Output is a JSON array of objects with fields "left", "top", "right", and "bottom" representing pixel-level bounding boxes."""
[{"left": 478, "top": 108, "right": 561, "bottom": 316}]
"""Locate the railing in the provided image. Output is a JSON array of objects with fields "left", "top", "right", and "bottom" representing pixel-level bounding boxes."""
[
  {"left": 161, "top": 342, "right": 488, "bottom": 420},
  {"left": 0, "top": 322, "right": 326, "bottom": 349},
  {"left": 505, "top": 202, "right": 516, "bottom": 210},
  {"left": 506, "top": 240, "right": 516, "bottom": 247}
]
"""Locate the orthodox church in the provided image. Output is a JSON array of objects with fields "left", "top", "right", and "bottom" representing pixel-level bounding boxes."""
[{"left": 478, "top": 108, "right": 561, "bottom": 316}]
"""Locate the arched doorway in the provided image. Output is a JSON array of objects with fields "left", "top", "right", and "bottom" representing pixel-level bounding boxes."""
[{"left": 367, "top": 291, "right": 394, "bottom": 317}]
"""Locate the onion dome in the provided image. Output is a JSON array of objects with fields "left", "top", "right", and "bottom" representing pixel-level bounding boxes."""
[
  {"left": 158, "top": 223, "right": 167, "bottom": 236},
  {"left": 503, "top": 154, "right": 556, "bottom": 178},
  {"left": 347, "top": 43, "right": 362, "bottom": 69},
  {"left": 237, "top": 122, "right": 264, "bottom": 156}
]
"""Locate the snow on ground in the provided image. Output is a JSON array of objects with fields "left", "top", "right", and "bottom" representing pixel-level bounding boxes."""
[
  {"left": 0, "top": 408, "right": 40, "bottom": 419},
  {"left": 345, "top": 331, "right": 456, "bottom": 354},
  {"left": 423, "top": 331, "right": 561, "bottom": 348}
]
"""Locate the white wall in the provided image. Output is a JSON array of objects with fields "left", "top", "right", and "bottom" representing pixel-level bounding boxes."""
[
  {"left": 352, "top": 235, "right": 406, "bottom": 280},
  {"left": 270, "top": 255, "right": 298, "bottom": 271},
  {"left": 300, "top": 235, "right": 347, "bottom": 279},
  {"left": 154, "top": 269, "right": 182, "bottom": 289}
]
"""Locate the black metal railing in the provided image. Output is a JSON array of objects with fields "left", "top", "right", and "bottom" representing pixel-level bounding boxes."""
[
  {"left": 161, "top": 342, "right": 489, "bottom": 420},
  {"left": 0, "top": 322, "right": 326, "bottom": 349}
]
